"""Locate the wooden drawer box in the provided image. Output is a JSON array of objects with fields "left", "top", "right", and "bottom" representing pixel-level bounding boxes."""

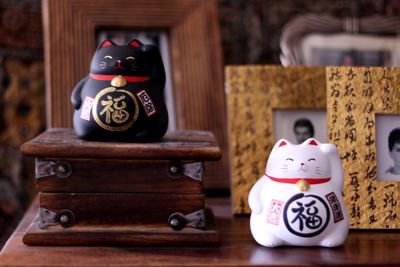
[{"left": 21, "top": 128, "right": 221, "bottom": 246}]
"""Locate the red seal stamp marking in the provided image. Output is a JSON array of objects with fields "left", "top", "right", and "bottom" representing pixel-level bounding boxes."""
[
  {"left": 326, "top": 192, "right": 344, "bottom": 223},
  {"left": 80, "top": 96, "right": 94, "bottom": 121},
  {"left": 267, "top": 199, "right": 284, "bottom": 225}
]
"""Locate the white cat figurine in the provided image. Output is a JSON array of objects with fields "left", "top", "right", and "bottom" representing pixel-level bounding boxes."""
[{"left": 249, "top": 138, "right": 349, "bottom": 247}]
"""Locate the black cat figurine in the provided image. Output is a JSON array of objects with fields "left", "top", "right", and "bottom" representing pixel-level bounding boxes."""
[{"left": 71, "top": 39, "right": 168, "bottom": 142}]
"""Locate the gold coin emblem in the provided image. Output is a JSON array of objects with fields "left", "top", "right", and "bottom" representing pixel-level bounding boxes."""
[{"left": 92, "top": 87, "right": 139, "bottom": 131}]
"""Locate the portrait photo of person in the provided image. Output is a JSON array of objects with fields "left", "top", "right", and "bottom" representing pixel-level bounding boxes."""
[
  {"left": 293, "top": 118, "right": 315, "bottom": 144},
  {"left": 386, "top": 128, "right": 400, "bottom": 175},
  {"left": 376, "top": 115, "right": 400, "bottom": 181},
  {"left": 273, "top": 109, "right": 327, "bottom": 144}
]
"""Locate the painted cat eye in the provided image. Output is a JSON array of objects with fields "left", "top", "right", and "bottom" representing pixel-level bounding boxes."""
[
  {"left": 308, "top": 158, "right": 316, "bottom": 161},
  {"left": 286, "top": 158, "right": 294, "bottom": 161},
  {"left": 104, "top": 55, "right": 113, "bottom": 59},
  {"left": 126, "top": 56, "right": 135, "bottom": 60}
]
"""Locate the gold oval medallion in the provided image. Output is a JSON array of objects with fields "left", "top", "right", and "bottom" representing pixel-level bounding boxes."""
[{"left": 92, "top": 87, "right": 139, "bottom": 132}]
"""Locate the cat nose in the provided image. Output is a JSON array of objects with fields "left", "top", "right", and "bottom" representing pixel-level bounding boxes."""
[
  {"left": 301, "top": 163, "right": 305, "bottom": 166},
  {"left": 117, "top": 60, "right": 121, "bottom": 63}
]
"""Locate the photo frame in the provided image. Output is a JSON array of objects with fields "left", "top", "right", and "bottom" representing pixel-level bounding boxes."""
[
  {"left": 375, "top": 115, "right": 400, "bottom": 182},
  {"left": 42, "top": 0, "right": 228, "bottom": 189},
  {"left": 280, "top": 14, "right": 400, "bottom": 66},
  {"left": 327, "top": 66, "right": 400, "bottom": 229},
  {"left": 226, "top": 66, "right": 326, "bottom": 214},
  {"left": 273, "top": 109, "right": 327, "bottom": 144}
]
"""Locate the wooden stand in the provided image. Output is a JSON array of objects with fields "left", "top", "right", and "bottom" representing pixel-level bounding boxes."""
[{"left": 20, "top": 128, "right": 221, "bottom": 246}]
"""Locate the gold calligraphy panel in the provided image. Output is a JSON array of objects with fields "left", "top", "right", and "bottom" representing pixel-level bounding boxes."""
[
  {"left": 226, "top": 66, "right": 326, "bottom": 214},
  {"left": 327, "top": 66, "right": 400, "bottom": 229}
]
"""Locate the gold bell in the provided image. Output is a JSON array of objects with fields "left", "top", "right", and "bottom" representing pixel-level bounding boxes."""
[
  {"left": 111, "top": 75, "right": 127, "bottom": 87},
  {"left": 296, "top": 179, "right": 310, "bottom": 192}
]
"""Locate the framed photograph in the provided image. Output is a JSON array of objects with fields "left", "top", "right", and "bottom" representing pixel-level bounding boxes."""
[
  {"left": 273, "top": 109, "right": 327, "bottom": 144},
  {"left": 226, "top": 65, "right": 326, "bottom": 214},
  {"left": 327, "top": 66, "right": 400, "bottom": 229},
  {"left": 301, "top": 34, "right": 396, "bottom": 66},
  {"left": 376, "top": 115, "right": 400, "bottom": 182},
  {"left": 42, "top": 0, "right": 228, "bottom": 189},
  {"left": 280, "top": 14, "right": 400, "bottom": 66}
]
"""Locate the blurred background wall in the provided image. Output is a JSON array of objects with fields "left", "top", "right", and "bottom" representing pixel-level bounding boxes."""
[{"left": 0, "top": 0, "right": 399, "bottom": 248}]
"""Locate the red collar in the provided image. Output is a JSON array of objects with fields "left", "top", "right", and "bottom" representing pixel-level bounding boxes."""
[
  {"left": 89, "top": 73, "right": 150, "bottom": 83},
  {"left": 265, "top": 174, "right": 331, "bottom": 184}
]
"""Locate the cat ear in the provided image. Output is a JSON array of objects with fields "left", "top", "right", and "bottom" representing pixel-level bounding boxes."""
[
  {"left": 98, "top": 40, "right": 115, "bottom": 50},
  {"left": 127, "top": 39, "right": 143, "bottom": 48},
  {"left": 273, "top": 139, "right": 290, "bottom": 150},
  {"left": 279, "top": 140, "right": 287, "bottom": 147},
  {"left": 308, "top": 139, "right": 319, "bottom": 146}
]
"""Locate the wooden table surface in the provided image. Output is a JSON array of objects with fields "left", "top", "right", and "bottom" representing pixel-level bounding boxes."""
[{"left": 1, "top": 197, "right": 400, "bottom": 267}]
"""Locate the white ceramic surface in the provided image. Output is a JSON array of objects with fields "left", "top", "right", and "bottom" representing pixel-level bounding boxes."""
[{"left": 249, "top": 138, "right": 349, "bottom": 247}]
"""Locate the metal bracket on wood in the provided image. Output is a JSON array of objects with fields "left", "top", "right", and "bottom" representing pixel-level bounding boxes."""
[
  {"left": 168, "top": 209, "right": 205, "bottom": 231},
  {"left": 38, "top": 207, "right": 59, "bottom": 229},
  {"left": 168, "top": 161, "right": 204, "bottom": 181},
  {"left": 38, "top": 207, "right": 76, "bottom": 229},
  {"left": 35, "top": 158, "right": 72, "bottom": 179}
]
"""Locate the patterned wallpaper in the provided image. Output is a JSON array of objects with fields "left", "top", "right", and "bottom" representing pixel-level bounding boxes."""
[{"left": 0, "top": 0, "right": 44, "bottom": 247}]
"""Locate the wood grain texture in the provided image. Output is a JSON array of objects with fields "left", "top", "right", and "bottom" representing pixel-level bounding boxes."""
[
  {"left": 2, "top": 197, "right": 400, "bottom": 266},
  {"left": 39, "top": 192, "right": 204, "bottom": 225},
  {"left": 42, "top": 0, "right": 228, "bottom": 189},
  {"left": 36, "top": 159, "right": 203, "bottom": 194},
  {"left": 23, "top": 208, "right": 220, "bottom": 247},
  {"left": 226, "top": 66, "right": 326, "bottom": 214},
  {"left": 21, "top": 128, "right": 221, "bottom": 160}
]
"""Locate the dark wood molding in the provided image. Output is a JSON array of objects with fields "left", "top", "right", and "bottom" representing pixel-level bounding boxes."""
[{"left": 3, "top": 197, "right": 400, "bottom": 265}]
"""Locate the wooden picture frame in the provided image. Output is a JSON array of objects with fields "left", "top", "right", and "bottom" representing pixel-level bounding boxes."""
[
  {"left": 327, "top": 66, "right": 400, "bottom": 229},
  {"left": 226, "top": 66, "right": 326, "bottom": 214},
  {"left": 42, "top": 0, "right": 228, "bottom": 189}
]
